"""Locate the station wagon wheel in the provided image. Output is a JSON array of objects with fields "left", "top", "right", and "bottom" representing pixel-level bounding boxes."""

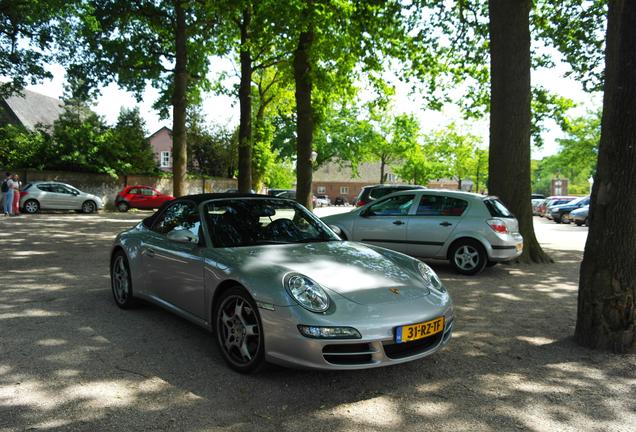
[
  {"left": 450, "top": 240, "right": 487, "bottom": 276},
  {"left": 117, "top": 201, "right": 130, "bottom": 212},
  {"left": 111, "top": 251, "right": 137, "bottom": 309},
  {"left": 82, "top": 200, "right": 97, "bottom": 214},
  {"left": 215, "top": 287, "right": 264, "bottom": 373},
  {"left": 23, "top": 199, "right": 40, "bottom": 214}
]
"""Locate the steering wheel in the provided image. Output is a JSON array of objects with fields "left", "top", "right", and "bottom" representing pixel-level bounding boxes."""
[{"left": 265, "top": 218, "right": 300, "bottom": 240}]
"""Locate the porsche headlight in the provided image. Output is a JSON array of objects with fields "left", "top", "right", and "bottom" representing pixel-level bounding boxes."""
[
  {"left": 285, "top": 274, "right": 330, "bottom": 313},
  {"left": 417, "top": 262, "right": 446, "bottom": 293}
]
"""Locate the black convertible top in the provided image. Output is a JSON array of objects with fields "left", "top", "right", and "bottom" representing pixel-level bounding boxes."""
[{"left": 141, "top": 192, "right": 274, "bottom": 227}]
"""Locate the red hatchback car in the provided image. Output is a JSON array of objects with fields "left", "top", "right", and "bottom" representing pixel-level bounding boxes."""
[{"left": 115, "top": 186, "right": 173, "bottom": 212}]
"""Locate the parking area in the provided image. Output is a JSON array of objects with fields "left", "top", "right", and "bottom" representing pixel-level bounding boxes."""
[{"left": 0, "top": 212, "right": 634, "bottom": 431}]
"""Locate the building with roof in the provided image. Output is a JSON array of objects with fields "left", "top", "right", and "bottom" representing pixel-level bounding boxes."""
[
  {"left": 0, "top": 89, "right": 64, "bottom": 131},
  {"left": 147, "top": 126, "right": 173, "bottom": 171}
]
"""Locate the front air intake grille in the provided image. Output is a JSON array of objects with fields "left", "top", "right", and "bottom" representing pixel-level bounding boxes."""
[
  {"left": 382, "top": 333, "right": 443, "bottom": 359},
  {"left": 322, "top": 343, "right": 375, "bottom": 365}
]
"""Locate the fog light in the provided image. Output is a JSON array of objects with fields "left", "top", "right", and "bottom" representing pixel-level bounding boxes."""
[{"left": 297, "top": 325, "right": 361, "bottom": 339}]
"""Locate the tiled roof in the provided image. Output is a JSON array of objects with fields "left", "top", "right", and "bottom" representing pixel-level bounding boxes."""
[{"left": 2, "top": 89, "right": 64, "bottom": 130}]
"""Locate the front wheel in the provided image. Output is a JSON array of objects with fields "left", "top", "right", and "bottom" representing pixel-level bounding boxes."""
[
  {"left": 214, "top": 287, "right": 265, "bottom": 373},
  {"left": 111, "top": 251, "right": 137, "bottom": 309},
  {"left": 82, "top": 200, "right": 97, "bottom": 214},
  {"left": 117, "top": 201, "right": 130, "bottom": 212},
  {"left": 23, "top": 199, "right": 40, "bottom": 214},
  {"left": 450, "top": 240, "right": 487, "bottom": 275}
]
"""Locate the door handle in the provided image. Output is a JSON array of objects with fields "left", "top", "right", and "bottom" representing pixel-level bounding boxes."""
[
  {"left": 392, "top": 220, "right": 405, "bottom": 225},
  {"left": 440, "top": 222, "right": 452, "bottom": 227},
  {"left": 146, "top": 248, "right": 156, "bottom": 258}
]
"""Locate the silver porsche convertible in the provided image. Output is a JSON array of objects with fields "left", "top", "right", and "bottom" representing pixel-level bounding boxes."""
[{"left": 110, "top": 194, "right": 454, "bottom": 373}]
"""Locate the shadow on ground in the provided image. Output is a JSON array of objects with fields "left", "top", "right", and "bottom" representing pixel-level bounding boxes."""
[{"left": 0, "top": 213, "right": 634, "bottom": 431}]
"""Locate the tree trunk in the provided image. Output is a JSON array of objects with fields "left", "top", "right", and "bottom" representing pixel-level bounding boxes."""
[
  {"left": 294, "top": 28, "right": 314, "bottom": 209},
  {"left": 575, "top": 0, "right": 636, "bottom": 352},
  {"left": 238, "top": 8, "right": 253, "bottom": 193},
  {"left": 380, "top": 157, "right": 386, "bottom": 184},
  {"left": 171, "top": 0, "right": 188, "bottom": 198},
  {"left": 457, "top": 178, "right": 462, "bottom": 190},
  {"left": 488, "top": 0, "right": 551, "bottom": 263}
]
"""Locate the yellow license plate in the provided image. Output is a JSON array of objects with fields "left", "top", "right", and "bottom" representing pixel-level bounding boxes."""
[
  {"left": 396, "top": 317, "right": 445, "bottom": 343},
  {"left": 516, "top": 243, "right": 523, "bottom": 252}
]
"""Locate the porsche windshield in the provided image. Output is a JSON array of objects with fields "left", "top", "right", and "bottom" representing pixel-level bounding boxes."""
[{"left": 204, "top": 199, "right": 339, "bottom": 247}]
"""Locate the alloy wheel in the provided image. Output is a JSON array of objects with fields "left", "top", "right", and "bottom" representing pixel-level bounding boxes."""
[
  {"left": 112, "top": 255, "right": 130, "bottom": 305},
  {"left": 24, "top": 200, "right": 39, "bottom": 214},
  {"left": 453, "top": 245, "right": 480, "bottom": 271},
  {"left": 82, "top": 201, "right": 96, "bottom": 214},
  {"left": 217, "top": 294, "right": 262, "bottom": 368}
]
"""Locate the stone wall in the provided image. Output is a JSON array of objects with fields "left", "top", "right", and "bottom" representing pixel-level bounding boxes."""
[{"left": 11, "top": 169, "right": 237, "bottom": 208}]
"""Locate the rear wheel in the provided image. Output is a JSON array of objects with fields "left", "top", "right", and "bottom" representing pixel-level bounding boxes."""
[
  {"left": 82, "top": 200, "right": 97, "bottom": 214},
  {"left": 23, "top": 199, "right": 40, "bottom": 214},
  {"left": 214, "top": 287, "right": 265, "bottom": 373},
  {"left": 575, "top": 221, "right": 583, "bottom": 226},
  {"left": 450, "top": 240, "right": 487, "bottom": 275}
]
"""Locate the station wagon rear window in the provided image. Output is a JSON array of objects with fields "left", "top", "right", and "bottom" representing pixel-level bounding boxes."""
[{"left": 484, "top": 199, "right": 513, "bottom": 218}]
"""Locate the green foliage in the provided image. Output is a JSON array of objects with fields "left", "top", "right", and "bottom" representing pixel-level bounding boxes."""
[
  {"left": 110, "top": 107, "right": 157, "bottom": 175},
  {"left": 532, "top": 110, "right": 600, "bottom": 195},
  {"left": 186, "top": 108, "right": 237, "bottom": 179},
  {"left": 266, "top": 159, "right": 296, "bottom": 189},
  {"left": 0, "top": 125, "right": 48, "bottom": 169},
  {"left": 0, "top": 0, "right": 74, "bottom": 96}
]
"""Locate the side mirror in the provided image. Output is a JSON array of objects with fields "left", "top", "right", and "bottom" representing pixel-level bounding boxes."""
[
  {"left": 167, "top": 229, "right": 199, "bottom": 244},
  {"left": 329, "top": 225, "right": 343, "bottom": 236}
]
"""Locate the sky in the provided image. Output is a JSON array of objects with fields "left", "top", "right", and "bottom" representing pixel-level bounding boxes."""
[{"left": 25, "top": 53, "right": 601, "bottom": 160}]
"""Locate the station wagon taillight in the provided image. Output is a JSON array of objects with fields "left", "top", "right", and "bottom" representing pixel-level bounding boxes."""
[{"left": 487, "top": 219, "right": 509, "bottom": 234}]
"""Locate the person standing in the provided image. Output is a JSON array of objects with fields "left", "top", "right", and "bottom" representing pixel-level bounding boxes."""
[
  {"left": 2, "top": 172, "right": 12, "bottom": 216},
  {"left": 11, "top": 174, "right": 21, "bottom": 216}
]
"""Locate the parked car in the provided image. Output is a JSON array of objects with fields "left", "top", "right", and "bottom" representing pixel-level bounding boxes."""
[
  {"left": 274, "top": 190, "right": 296, "bottom": 199},
  {"left": 225, "top": 188, "right": 256, "bottom": 194},
  {"left": 315, "top": 194, "right": 331, "bottom": 207},
  {"left": 531, "top": 193, "right": 546, "bottom": 200},
  {"left": 531, "top": 198, "right": 545, "bottom": 215},
  {"left": 334, "top": 196, "right": 347, "bottom": 206},
  {"left": 321, "top": 189, "right": 523, "bottom": 275},
  {"left": 115, "top": 186, "right": 174, "bottom": 212},
  {"left": 549, "top": 196, "right": 590, "bottom": 223},
  {"left": 540, "top": 196, "right": 577, "bottom": 218},
  {"left": 354, "top": 184, "right": 426, "bottom": 207},
  {"left": 570, "top": 205, "right": 590, "bottom": 226},
  {"left": 20, "top": 181, "right": 104, "bottom": 214},
  {"left": 110, "top": 194, "right": 454, "bottom": 372}
]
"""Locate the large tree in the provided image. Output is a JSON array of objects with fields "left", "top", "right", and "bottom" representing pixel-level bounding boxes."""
[
  {"left": 575, "top": 0, "right": 636, "bottom": 352},
  {"left": 74, "top": 0, "right": 217, "bottom": 196},
  {"left": 488, "top": 0, "right": 551, "bottom": 263}
]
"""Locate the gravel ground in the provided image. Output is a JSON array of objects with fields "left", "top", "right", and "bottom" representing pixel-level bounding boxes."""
[{"left": 0, "top": 212, "right": 634, "bottom": 432}]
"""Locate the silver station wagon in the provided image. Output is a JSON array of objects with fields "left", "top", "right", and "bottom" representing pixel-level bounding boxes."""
[
  {"left": 20, "top": 181, "right": 104, "bottom": 214},
  {"left": 321, "top": 190, "right": 523, "bottom": 275}
]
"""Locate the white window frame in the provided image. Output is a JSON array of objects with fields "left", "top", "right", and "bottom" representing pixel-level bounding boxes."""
[
  {"left": 317, "top": 186, "right": 326, "bottom": 194},
  {"left": 340, "top": 186, "right": 349, "bottom": 195},
  {"left": 160, "top": 151, "right": 171, "bottom": 168}
]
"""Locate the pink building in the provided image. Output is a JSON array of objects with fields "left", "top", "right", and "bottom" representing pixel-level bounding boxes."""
[{"left": 147, "top": 126, "right": 173, "bottom": 171}]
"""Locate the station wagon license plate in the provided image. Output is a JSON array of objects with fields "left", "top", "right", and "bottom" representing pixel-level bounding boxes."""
[{"left": 395, "top": 317, "right": 445, "bottom": 343}]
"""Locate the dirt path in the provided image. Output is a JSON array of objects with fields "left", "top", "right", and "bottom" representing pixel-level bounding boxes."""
[{"left": 0, "top": 213, "right": 633, "bottom": 431}]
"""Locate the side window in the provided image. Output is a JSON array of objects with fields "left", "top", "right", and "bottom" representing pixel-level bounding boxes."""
[
  {"left": 442, "top": 197, "right": 468, "bottom": 216},
  {"left": 416, "top": 195, "right": 444, "bottom": 216},
  {"left": 129, "top": 188, "right": 140, "bottom": 195},
  {"left": 141, "top": 188, "right": 156, "bottom": 196},
  {"left": 369, "top": 187, "right": 391, "bottom": 200},
  {"left": 152, "top": 201, "right": 201, "bottom": 238},
  {"left": 50, "top": 184, "right": 69, "bottom": 194},
  {"left": 37, "top": 184, "right": 51, "bottom": 192},
  {"left": 367, "top": 194, "right": 415, "bottom": 216}
]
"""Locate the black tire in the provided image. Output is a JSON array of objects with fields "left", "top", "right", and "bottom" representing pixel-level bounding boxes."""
[
  {"left": 449, "top": 239, "right": 487, "bottom": 276},
  {"left": 117, "top": 201, "right": 130, "bottom": 212},
  {"left": 214, "top": 286, "right": 265, "bottom": 373},
  {"left": 110, "top": 251, "right": 137, "bottom": 309},
  {"left": 82, "top": 200, "right": 97, "bottom": 214},
  {"left": 486, "top": 261, "right": 498, "bottom": 267},
  {"left": 575, "top": 221, "right": 583, "bottom": 226},
  {"left": 23, "top": 199, "right": 40, "bottom": 214},
  {"left": 554, "top": 216, "right": 561, "bottom": 223}
]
